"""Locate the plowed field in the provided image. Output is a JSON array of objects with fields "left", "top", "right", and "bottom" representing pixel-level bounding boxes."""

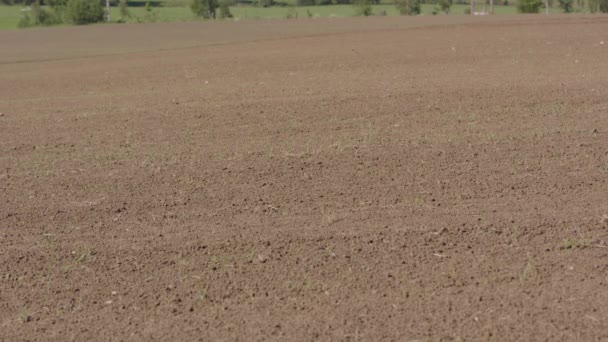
[{"left": 1, "top": 15, "right": 608, "bottom": 341}]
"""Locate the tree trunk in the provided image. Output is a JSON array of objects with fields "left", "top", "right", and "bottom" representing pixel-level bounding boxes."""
[
  {"left": 490, "top": 0, "right": 494, "bottom": 13},
  {"left": 106, "top": 0, "right": 111, "bottom": 22}
]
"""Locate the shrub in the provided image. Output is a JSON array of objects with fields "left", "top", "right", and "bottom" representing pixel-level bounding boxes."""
[
  {"left": 517, "top": 0, "right": 543, "bottom": 12},
  {"left": 47, "top": 0, "right": 68, "bottom": 7},
  {"left": 66, "top": 0, "right": 103, "bottom": 24},
  {"left": 557, "top": 0, "right": 572, "bottom": 11},
  {"left": 395, "top": 0, "right": 420, "bottom": 15},
  {"left": 588, "top": 0, "right": 608, "bottom": 11},
  {"left": 141, "top": 1, "right": 159, "bottom": 21},
  {"left": 191, "top": 0, "right": 218, "bottom": 18},
  {"left": 118, "top": 0, "right": 130, "bottom": 20},
  {"left": 255, "top": 0, "right": 272, "bottom": 6},
  {"left": 285, "top": 5, "right": 297, "bottom": 18},
  {"left": 18, "top": 1, "right": 63, "bottom": 27},
  {"left": 218, "top": 0, "right": 233, "bottom": 18},
  {"left": 354, "top": 0, "right": 372, "bottom": 15},
  {"left": 296, "top": 0, "right": 314, "bottom": 5},
  {"left": 17, "top": 14, "right": 33, "bottom": 28},
  {"left": 439, "top": 0, "right": 451, "bottom": 13}
]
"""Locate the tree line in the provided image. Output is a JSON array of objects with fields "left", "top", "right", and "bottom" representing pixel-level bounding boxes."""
[{"left": 8, "top": 0, "right": 608, "bottom": 28}]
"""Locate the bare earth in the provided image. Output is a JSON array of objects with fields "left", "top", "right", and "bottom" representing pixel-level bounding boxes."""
[{"left": 1, "top": 15, "right": 608, "bottom": 341}]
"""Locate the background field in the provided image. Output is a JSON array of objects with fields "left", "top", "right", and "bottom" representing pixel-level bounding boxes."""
[
  {"left": 0, "top": 5, "right": 22, "bottom": 29},
  {"left": 1, "top": 15, "right": 608, "bottom": 340},
  {"left": 0, "top": 1, "right": 570, "bottom": 30}
]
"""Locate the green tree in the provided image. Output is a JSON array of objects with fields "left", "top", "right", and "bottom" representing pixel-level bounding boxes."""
[
  {"left": 517, "top": 0, "right": 543, "bottom": 12},
  {"left": 255, "top": 0, "right": 272, "bottom": 6},
  {"left": 395, "top": 0, "right": 420, "bottom": 14},
  {"left": 439, "top": 0, "right": 452, "bottom": 13},
  {"left": 588, "top": 0, "right": 608, "bottom": 11},
  {"left": 191, "top": 0, "right": 218, "bottom": 18},
  {"left": 557, "top": 0, "right": 572, "bottom": 11},
  {"left": 47, "top": 0, "right": 68, "bottom": 8},
  {"left": 66, "top": 0, "right": 104, "bottom": 24},
  {"left": 18, "top": 1, "right": 51, "bottom": 27},
  {"left": 18, "top": 0, "right": 66, "bottom": 27},
  {"left": 218, "top": 0, "right": 233, "bottom": 18},
  {"left": 119, "top": 0, "right": 130, "bottom": 21},
  {"left": 354, "top": 0, "right": 372, "bottom": 15}
]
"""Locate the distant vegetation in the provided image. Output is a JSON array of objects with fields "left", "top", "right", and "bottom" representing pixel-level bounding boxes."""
[
  {"left": 191, "top": 0, "right": 217, "bottom": 18},
  {"left": 66, "top": 0, "right": 105, "bottom": 23},
  {"left": 395, "top": 0, "right": 420, "bottom": 14},
  {"left": 15, "top": 0, "right": 106, "bottom": 26},
  {"left": 517, "top": 0, "right": 542, "bottom": 12},
  {"left": 0, "top": 0, "right": 606, "bottom": 29}
]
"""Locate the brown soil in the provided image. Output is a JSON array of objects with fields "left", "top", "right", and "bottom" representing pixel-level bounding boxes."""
[{"left": 1, "top": 15, "right": 608, "bottom": 341}]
